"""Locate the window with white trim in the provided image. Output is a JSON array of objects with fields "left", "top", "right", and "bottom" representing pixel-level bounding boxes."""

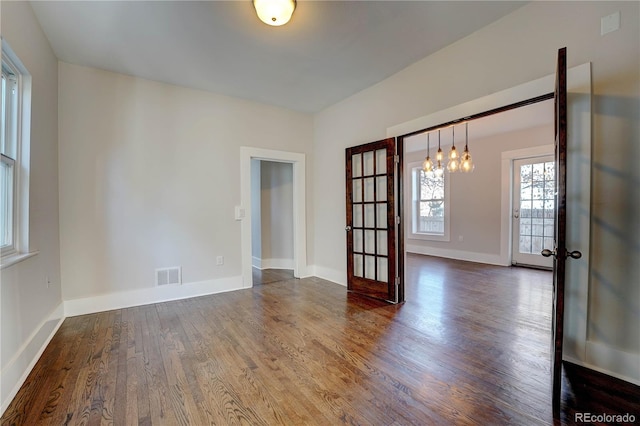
[
  {"left": 408, "top": 163, "right": 450, "bottom": 241},
  {"left": 1, "top": 44, "right": 29, "bottom": 260}
]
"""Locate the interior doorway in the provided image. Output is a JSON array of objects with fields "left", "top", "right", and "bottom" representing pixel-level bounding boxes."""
[
  {"left": 251, "top": 160, "right": 295, "bottom": 271},
  {"left": 240, "top": 147, "right": 308, "bottom": 288},
  {"left": 401, "top": 99, "right": 554, "bottom": 268},
  {"left": 390, "top": 61, "right": 592, "bottom": 390}
]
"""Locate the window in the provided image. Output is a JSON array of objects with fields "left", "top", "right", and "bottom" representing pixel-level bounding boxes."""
[
  {"left": 1, "top": 43, "right": 29, "bottom": 261},
  {"left": 408, "top": 162, "right": 450, "bottom": 241}
]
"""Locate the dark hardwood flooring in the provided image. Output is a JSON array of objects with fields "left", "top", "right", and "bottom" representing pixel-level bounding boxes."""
[{"left": 2, "top": 255, "right": 638, "bottom": 425}]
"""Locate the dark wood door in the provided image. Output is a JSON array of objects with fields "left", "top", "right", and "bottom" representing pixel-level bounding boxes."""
[
  {"left": 345, "top": 138, "right": 397, "bottom": 302},
  {"left": 547, "top": 46, "right": 579, "bottom": 413}
]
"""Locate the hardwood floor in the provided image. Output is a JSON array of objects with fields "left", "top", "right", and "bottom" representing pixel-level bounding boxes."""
[{"left": 2, "top": 255, "right": 638, "bottom": 425}]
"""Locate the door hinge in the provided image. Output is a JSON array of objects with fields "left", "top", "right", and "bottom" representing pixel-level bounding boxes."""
[
  {"left": 396, "top": 216, "right": 400, "bottom": 225},
  {"left": 394, "top": 154, "right": 400, "bottom": 164},
  {"left": 395, "top": 276, "right": 400, "bottom": 286}
]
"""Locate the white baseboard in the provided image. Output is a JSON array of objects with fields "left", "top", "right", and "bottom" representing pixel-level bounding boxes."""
[
  {"left": 406, "top": 244, "right": 508, "bottom": 266},
  {"left": 580, "top": 341, "right": 640, "bottom": 385},
  {"left": 64, "top": 275, "right": 243, "bottom": 317},
  {"left": 252, "top": 256, "right": 262, "bottom": 269},
  {"left": 309, "top": 264, "right": 347, "bottom": 287},
  {"left": 255, "top": 258, "right": 294, "bottom": 270},
  {"left": 1, "top": 302, "right": 65, "bottom": 416}
]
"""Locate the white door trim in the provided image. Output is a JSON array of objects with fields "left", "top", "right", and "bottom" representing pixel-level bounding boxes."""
[{"left": 240, "top": 147, "right": 308, "bottom": 287}]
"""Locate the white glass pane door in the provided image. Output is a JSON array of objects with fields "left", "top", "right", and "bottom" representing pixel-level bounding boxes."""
[{"left": 512, "top": 156, "right": 554, "bottom": 268}]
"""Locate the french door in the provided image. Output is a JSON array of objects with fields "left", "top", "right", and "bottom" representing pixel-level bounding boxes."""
[
  {"left": 512, "top": 155, "right": 555, "bottom": 269},
  {"left": 547, "top": 47, "right": 584, "bottom": 413},
  {"left": 343, "top": 48, "right": 576, "bottom": 413},
  {"left": 345, "top": 138, "right": 400, "bottom": 303}
]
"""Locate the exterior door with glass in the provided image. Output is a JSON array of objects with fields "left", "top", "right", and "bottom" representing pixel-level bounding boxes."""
[{"left": 512, "top": 155, "right": 555, "bottom": 268}]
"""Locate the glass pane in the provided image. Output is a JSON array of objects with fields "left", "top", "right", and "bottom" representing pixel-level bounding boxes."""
[
  {"left": 532, "top": 219, "right": 544, "bottom": 237},
  {"left": 520, "top": 218, "right": 531, "bottom": 236},
  {"left": 375, "top": 149, "right": 387, "bottom": 174},
  {"left": 364, "top": 178, "right": 374, "bottom": 202},
  {"left": 531, "top": 236, "right": 544, "bottom": 253},
  {"left": 543, "top": 237, "right": 554, "bottom": 251},
  {"left": 520, "top": 200, "right": 532, "bottom": 218},
  {"left": 531, "top": 200, "right": 544, "bottom": 217},
  {"left": 377, "top": 258, "right": 388, "bottom": 283},
  {"left": 352, "top": 179, "right": 362, "bottom": 203},
  {"left": 363, "top": 151, "right": 374, "bottom": 176},
  {"left": 519, "top": 235, "right": 531, "bottom": 253},
  {"left": 352, "top": 154, "right": 362, "bottom": 178},
  {"left": 421, "top": 172, "right": 444, "bottom": 200},
  {"left": 364, "top": 204, "right": 375, "bottom": 228},
  {"left": 0, "top": 160, "right": 14, "bottom": 247},
  {"left": 544, "top": 223, "right": 554, "bottom": 238},
  {"left": 354, "top": 254, "right": 363, "bottom": 277},
  {"left": 532, "top": 187, "right": 543, "bottom": 200},
  {"left": 376, "top": 176, "right": 387, "bottom": 201},
  {"left": 377, "top": 230, "right": 388, "bottom": 256},
  {"left": 353, "top": 230, "right": 363, "bottom": 253},
  {"left": 520, "top": 185, "right": 531, "bottom": 201},
  {"left": 544, "top": 199, "right": 555, "bottom": 212},
  {"left": 419, "top": 201, "right": 444, "bottom": 234},
  {"left": 420, "top": 200, "right": 444, "bottom": 219},
  {"left": 544, "top": 186, "right": 555, "bottom": 200},
  {"left": 520, "top": 164, "right": 532, "bottom": 181},
  {"left": 1, "top": 76, "right": 6, "bottom": 155},
  {"left": 376, "top": 203, "right": 387, "bottom": 229},
  {"left": 365, "top": 256, "right": 376, "bottom": 280},
  {"left": 532, "top": 163, "right": 545, "bottom": 181},
  {"left": 353, "top": 204, "right": 363, "bottom": 228},
  {"left": 364, "top": 230, "right": 375, "bottom": 254},
  {"left": 544, "top": 162, "right": 555, "bottom": 181}
]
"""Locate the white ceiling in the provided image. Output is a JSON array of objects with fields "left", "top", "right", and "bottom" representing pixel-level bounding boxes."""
[{"left": 29, "top": 1, "right": 525, "bottom": 113}]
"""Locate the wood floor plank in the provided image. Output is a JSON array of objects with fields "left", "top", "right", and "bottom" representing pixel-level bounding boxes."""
[{"left": 3, "top": 255, "right": 639, "bottom": 425}]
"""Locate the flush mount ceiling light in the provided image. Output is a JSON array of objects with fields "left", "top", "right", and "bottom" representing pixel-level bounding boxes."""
[{"left": 253, "top": 0, "right": 296, "bottom": 26}]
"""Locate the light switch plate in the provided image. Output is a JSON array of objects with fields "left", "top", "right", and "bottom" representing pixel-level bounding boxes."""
[{"left": 235, "top": 205, "right": 245, "bottom": 221}]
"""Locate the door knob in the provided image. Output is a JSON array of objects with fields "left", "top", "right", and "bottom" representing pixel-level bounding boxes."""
[
  {"left": 568, "top": 250, "right": 582, "bottom": 259},
  {"left": 541, "top": 249, "right": 555, "bottom": 258},
  {"left": 345, "top": 226, "right": 352, "bottom": 232},
  {"left": 541, "top": 248, "right": 582, "bottom": 259}
]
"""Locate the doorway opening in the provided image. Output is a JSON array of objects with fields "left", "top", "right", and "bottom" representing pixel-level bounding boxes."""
[
  {"left": 251, "top": 159, "right": 295, "bottom": 282},
  {"left": 402, "top": 99, "right": 555, "bottom": 268},
  {"left": 511, "top": 154, "right": 555, "bottom": 269},
  {"left": 240, "top": 147, "right": 308, "bottom": 288}
]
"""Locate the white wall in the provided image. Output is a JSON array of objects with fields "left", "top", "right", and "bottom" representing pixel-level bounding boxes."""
[
  {"left": 58, "top": 63, "right": 313, "bottom": 311},
  {"left": 259, "top": 161, "right": 294, "bottom": 269},
  {"left": 405, "top": 125, "right": 553, "bottom": 262},
  {"left": 0, "top": 1, "right": 63, "bottom": 412},
  {"left": 312, "top": 1, "right": 639, "bottom": 383}
]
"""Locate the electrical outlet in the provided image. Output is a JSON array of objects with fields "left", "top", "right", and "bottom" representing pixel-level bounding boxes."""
[{"left": 216, "top": 256, "right": 224, "bottom": 266}]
